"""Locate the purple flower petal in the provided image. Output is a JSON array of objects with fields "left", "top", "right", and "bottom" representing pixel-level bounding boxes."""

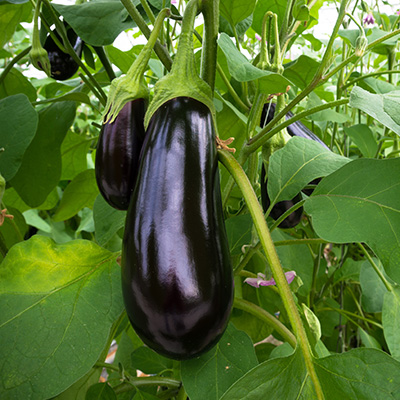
[
  {"left": 255, "top": 33, "right": 262, "bottom": 41},
  {"left": 363, "top": 13, "right": 375, "bottom": 25},
  {"left": 244, "top": 271, "right": 296, "bottom": 288}
]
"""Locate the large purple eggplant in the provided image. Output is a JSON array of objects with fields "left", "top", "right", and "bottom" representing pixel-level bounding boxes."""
[{"left": 121, "top": 97, "right": 234, "bottom": 359}]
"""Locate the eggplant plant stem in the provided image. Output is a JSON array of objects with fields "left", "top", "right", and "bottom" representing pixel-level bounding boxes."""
[
  {"left": 218, "top": 150, "right": 324, "bottom": 400},
  {"left": 200, "top": 0, "right": 219, "bottom": 91}
]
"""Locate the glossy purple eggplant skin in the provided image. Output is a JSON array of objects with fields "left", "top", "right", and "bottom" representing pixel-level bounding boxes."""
[
  {"left": 44, "top": 27, "right": 84, "bottom": 81},
  {"left": 261, "top": 102, "right": 329, "bottom": 150},
  {"left": 122, "top": 97, "right": 234, "bottom": 360},
  {"left": 95, "top": 99, "right": 146, "bottom": 210},
  {"left": 260, "top": 164, "right": 303, "bottom": 229}
]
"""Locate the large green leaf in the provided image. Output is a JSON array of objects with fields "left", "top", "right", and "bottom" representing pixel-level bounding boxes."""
[
  {"left": 350, "top": 86, "right": 400, "bottom": 136},
  {"left": 181, "top": 323, "right": 258, "bottom": 400},
  {"left": 10, "top": 101, "right": 76, "bottom": 207},
  {"left": 54, "top": 368, "right": 101, "bottom": 400},
  {"left": 217, "top": 33, "right": 291, "bottom": 93},
  {"left": 272, "top": 230, "right": 314, "bottom": 298},
  {"left": 225, "top": 214, "right": 253, "bottom": 256},
  {"left": 267, "top": 137, "right": 350, "bottom": 204},
  {"left": 61, "top": 131, "right": 92, "bottom": 180},
  {"left": 131, "top": 347, "right": 173, "bottom": 375},
  {"left": 53, "top": 169, "right": 99, "bottom": 222},
  {"left": 283, "top": 55, "right": 320, "bottom": 89},
  {"left": 93, "top": 195, "right": 126, "bottom": 247},
  {"left": 0, "top": 94, "right": 38, "bottom": 181},
  {"left": 0, "top": 236, "right": 124, "bottom": 400},
  {"left": 220, "top": 0, "right": 256, "bottom": 26},
  {"left": 343, "top": 124, "right": 378, "bottom": 158},
  {"left": 304, "top": 158, "right": 400, "bottom": 283},
  {"left": 382, "top": 286, "right": 400, "bottom": 361},
  {"left": 53, "top": 1, "right": 135, "bottom": 46},
  {"left": 0, "top": 2, "right": 31, "bottom": 48},
  {"left": 220, "top": 348, "right": 400, "bottom": 399},
  {"left": 360, "top": 259, "right": 388, "bottom": 313}
]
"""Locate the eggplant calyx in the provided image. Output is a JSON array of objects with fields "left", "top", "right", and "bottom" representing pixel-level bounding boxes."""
[
  {"left": 103, "top": 8, "right": 170, "bottom": 124},
  {"left": 144, "top": 0, "right": 214, "bottom": 129}
]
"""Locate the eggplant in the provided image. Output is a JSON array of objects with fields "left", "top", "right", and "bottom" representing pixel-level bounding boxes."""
[
  {"left": 260, "top": 164, "right": 303, "bottom": 229},
  {"left": 95, "top": 99, "right": 146, "bottom": 210},
  {"left": 122, "top": 97, "right": 234, "bottom": 360},
  {"left": 261, "top": 102, "right": 329, "bottom": 149},
  {"left": 43, "top": 26, "right": 83, "bottom": 81}
]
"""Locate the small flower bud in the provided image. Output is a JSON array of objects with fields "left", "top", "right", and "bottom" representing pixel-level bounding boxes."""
[
  {"left": 30, "top": 45, "right": 52, "bottom": 77},
  {"left": 355, "top": 34, "right": 368, "bottom": 57}
]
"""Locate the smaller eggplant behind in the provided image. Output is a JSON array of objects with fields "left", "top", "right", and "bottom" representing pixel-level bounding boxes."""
[
  {"left": 261, "top": 102, "right": 329, "bottom": 150},
  {"left": 43, "top": 26, "right": 83, "bottom": 81},
  {"left": 95, "top": 99, "right": 147, "bottom": 210}
]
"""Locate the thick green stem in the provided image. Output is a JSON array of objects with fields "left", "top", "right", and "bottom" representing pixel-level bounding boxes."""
[
  {"left": 93, "top": 46, "right": 116, "bottom": 81},
  {"left": 200, "top": 0, "right": 219, "bottom": 90},
  {"left": 234, "top": 298, "right": 296, "bottom": 348},
  {"left": 358, "top": 243, "right": 393, "bottom": 292},
  {"left": 120, "top": 0, "right": 172, "bottom": 71},
  {"left": 0, "top": 46, "right": 31, "bottom": 86},
  {"left": 218, "top": 150, "right": 324, "bottom": 399}
]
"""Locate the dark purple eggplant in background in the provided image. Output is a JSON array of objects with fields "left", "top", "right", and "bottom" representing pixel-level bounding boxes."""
[
  {"left": 95, "top": 99, "right": 147, "bottom": 210},
  {"left": 43, "top": 26, "right": 83, "bottom": 81},
  {"left": 261, "top": 102, "right": 329, "bottom": 150},
  {"left": 121, "top": 97, "right": 234, "bottom": 359}
]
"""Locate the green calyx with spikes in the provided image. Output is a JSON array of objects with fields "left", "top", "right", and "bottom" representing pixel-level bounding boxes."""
[
  {"left": 30, "top": 0, "right": 51, "bottom": 77},
  {"left": 103, "top": 8, "right": 170, "bottom": 124},
  {"left": 144, "top": 0, "right": 215, "bottom": 129}
]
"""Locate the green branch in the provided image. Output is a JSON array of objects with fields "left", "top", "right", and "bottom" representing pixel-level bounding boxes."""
[
  {"left": 234, "top": 298, "right": 296, "bottom": 348},
  {"left": 358, "top": 243, "right": 393, "bottom": 292},
  {"left": 120, "top": 0, "right": 172, "bottom": 71},
  {"left": 0, "top": 46, "right": 31, "bottom": 86}
]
